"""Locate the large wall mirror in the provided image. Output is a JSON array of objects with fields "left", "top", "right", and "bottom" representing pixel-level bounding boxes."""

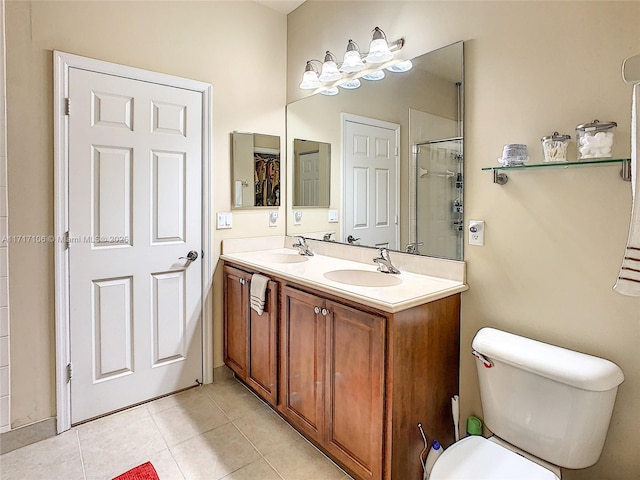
[
  {"left": 231, "top": 132, "right": 281, "bottom": 208},
  {"left": 286, "top": 41, "right": 464, "bottom": 260}
]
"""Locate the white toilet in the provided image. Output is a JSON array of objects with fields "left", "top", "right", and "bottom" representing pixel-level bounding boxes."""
[{"left": 430, "top": 327, "right": 625, "bottom": 479}]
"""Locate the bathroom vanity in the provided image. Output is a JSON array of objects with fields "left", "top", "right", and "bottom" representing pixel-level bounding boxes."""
[{"left": 221, "top": 237, "right": 467, "bottom": 480}]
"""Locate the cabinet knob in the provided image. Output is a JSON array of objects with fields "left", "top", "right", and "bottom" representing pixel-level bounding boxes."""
[
  {"left": 314, "top": 306, "right": 320, "bottom": 314},
  {"left": 321, "top": 308, "right": 329, "bottom": 316},
  {"left": 239, "top": 278, "right": 246, "bottom": 285}
]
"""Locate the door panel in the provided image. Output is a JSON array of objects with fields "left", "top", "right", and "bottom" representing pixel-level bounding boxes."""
[
  {"left": 281, "top": 287, "right": 325, "bottom": 440},
  {"left": 151, "top": 151, "right": 186, "bottom": 243},
  {"left": 375, "top": 168, "right": 390, "bottom": 228},
  {"left": 223, "top": 266, "right": 249, "bottom": 377},
  {"left": 92, "top": 276, "right": 133, "bottom": 381},
  {"left": 92, "top": 146, "right": 133, "bottom": 246},
  {"left": 246, "top": 280, "right": 278, "bottom": 404},
  {"left": 69, "top": 68, "right": 203, "bottom": 423},
  {"left": 325, "top": 301, "right": 385, "bottom": 480},
  {"left": 151, "top": 270, "right": 186, "bottom": 365}
]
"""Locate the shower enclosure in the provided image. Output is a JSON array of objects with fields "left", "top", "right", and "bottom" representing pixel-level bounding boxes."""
[{"left": 413, "top": 137, "right": 463, "bottom": 260}]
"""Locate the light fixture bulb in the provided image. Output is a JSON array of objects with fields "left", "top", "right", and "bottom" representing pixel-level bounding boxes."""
[
  {"left": 340, "top": 40, "right": 365, "bottom": 73},
  {"left": 319, "top": 51, "right": 342, "bottom": 82},
  {"left": 365, "top": 27, "right": 393, "bottom": 64},
  {"left": 320, "top": 87, "right": 339, "bottom": 96},
  {"left": 339, "top": 79, "right": 361, "bottom": 89},
  {"left": 362, "top": 70, "right": 385, "bottom": 81},
  {"left": 386, "top": 59, "right": 413, "bottom": 73},
  {"left": 299, "top": 62, "right": 321, "bottom": 89}
]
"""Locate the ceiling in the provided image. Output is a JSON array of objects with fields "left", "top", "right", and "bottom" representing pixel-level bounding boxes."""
[{"left": 255, "top": 0, "right": 306, "bottom": 15}]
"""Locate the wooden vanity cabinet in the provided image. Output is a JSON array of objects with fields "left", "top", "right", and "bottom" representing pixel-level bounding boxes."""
[
  {"left": 223, "top": 261, "right": 460, "bottom": 480},
  {"left": 223, "top": 264, "right": 278, "bottom": 404},
  {"left": 280, "top": 286, "right": 385, "bottom": 480}
]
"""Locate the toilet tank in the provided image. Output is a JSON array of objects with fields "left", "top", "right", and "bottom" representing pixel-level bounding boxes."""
[{"left": 472, "top": 328, "right": 624, "bottom": 469}]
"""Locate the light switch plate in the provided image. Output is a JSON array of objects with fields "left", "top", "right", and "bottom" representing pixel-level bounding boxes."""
[
  {"left": 216, "top": 212, "right": 232, "bottom": 229},
  {"left": 328, "top": 209, "right": 339, "bottom": 223},
  {"left": 293, "top": 210, "right": 302, "bottom": 226}
]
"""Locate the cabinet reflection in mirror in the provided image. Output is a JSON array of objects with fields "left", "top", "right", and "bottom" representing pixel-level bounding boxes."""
[
  {"left": 293, "top": 139, "right": 331, "bottom": 207},
  {"left": 231, "top": 132, "right": 281, "bottom": 208},
  {"left": 286, "top": 41, "right": 464, "bottom": 260}
]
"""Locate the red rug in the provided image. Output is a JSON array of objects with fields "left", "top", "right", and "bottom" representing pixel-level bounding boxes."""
[{"left": 112, "top": 461, "right": 159, "bottom": 480}]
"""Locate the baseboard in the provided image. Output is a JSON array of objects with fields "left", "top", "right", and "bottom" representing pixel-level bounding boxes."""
[{"left": 0, "top": 417, "right": 57, "bottom": 454}]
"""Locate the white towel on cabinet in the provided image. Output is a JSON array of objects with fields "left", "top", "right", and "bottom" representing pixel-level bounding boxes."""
[
  {"left": 250, "top": 273, "right": 269, "bottom": 315},
  {"left": 614, "top": 83, "right": 640, "bottom": 296}
]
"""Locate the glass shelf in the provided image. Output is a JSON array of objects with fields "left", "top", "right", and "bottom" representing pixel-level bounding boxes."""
[{"left": 482, "top": 158, "right": 631, "bottom": 184}]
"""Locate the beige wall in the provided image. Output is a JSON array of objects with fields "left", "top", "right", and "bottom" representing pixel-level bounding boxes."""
[
  {"left": 287, "top": 1, "right": 640, "bottom": 479},
  {"left": 5, "top": 0, "right": 286, "bottom": 428}
]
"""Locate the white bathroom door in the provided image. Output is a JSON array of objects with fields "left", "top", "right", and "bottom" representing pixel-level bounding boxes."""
[
  {"left": 297, "top": 151, "right": 320, "bottom": 206},
  {"left": 67, "top": 67, "right": 203, "bottom": 423},
  {"left": 343, "top": 116, "right": 399, "bottom": 249}
]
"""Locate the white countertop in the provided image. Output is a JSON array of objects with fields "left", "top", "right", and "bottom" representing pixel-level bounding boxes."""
[{"left": 221, "top": 247, "right": 468, "bottom": 313}]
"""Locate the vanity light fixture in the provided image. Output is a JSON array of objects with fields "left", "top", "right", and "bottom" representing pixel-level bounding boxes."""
[
  {"left": 319, "top": 51, "right": 342, "bottom": 82},
  {"left": 365, "top": 27, "right": 394, "bottom": 64},
  {"left": 340, "top": 40, "right": 365, "bottom": 73},
  {"left": 363, "top": 70, "right": 385, "bottom": 81},
  {"left": 298, "top": 26, "right": 405, "bottom": 93},
  {"left": 339, "top": 78, "right": 361, "bottom": 89},
  {"left": 320, "top": 87, "right": 339, "bottom": 96},
  {"left": 386, "top": 59, "right": 413, "bottom": 73},
  {"left": 299, "top": 61, "right": 322, "bottom": 90}
]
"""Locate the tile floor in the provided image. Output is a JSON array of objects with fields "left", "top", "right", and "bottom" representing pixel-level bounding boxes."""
[{"left": 0, "top": 378, "right": 354, "bottom": 480}]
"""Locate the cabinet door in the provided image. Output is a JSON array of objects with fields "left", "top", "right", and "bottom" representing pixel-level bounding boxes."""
[
  {"left": 280, "top": 286, "right": 325, "bottom": 441},
  {"left": 325, "top": 300, "right": 385, "bottom": 480},
  {"left": 246, "top": 279, "right": 278, "bottom": 404},
  {"left": 223, "top": 265, "right": 249, "bottom": 378}
]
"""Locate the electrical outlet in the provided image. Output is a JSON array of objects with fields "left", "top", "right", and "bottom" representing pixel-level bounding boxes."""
[
  {"left": 269, "top": 211, "right": 279, "bottom": 227},
  {"left": 469, "top": 220, "right": 484, "bottom": 246}
]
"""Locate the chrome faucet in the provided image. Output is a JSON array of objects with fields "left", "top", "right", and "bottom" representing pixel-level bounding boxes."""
[
  {"left": 373, "top": 247, "right": 400, "bottom": 274},
  {"left": 405, "top": 242, "right": 423, "bottom": 255},
  {"left": 292, "top": 236, "right": 314, "bottom": 256},
  {"left": 323, "top": 232, "right": 334, "bottom": 242}
]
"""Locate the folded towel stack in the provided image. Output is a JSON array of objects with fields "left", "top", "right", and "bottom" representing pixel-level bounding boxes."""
[{"left": 250, "top": 273, "right": 269, "bottom": 315}]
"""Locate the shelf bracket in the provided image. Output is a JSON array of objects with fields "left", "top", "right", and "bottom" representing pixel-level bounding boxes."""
[
  {"left": 493, "top": 170, "right": 508, "bottom": 185},
  {"left": 621, "top": 159, "right": 632, "bottom": 181}
]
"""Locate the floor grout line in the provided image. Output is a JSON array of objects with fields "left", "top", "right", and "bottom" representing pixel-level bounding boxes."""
[{"left": 75, "top": 429, "right": 88, "bottom": 480}]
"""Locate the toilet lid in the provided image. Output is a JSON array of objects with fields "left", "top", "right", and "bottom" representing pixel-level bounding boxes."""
[{"left": 430, "top": 436, "right": 560, "bottom": 480}]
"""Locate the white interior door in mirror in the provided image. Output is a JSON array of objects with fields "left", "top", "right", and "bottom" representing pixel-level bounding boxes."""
[{"left": 343, "top": 116, "right": 399, "bottom": 250}]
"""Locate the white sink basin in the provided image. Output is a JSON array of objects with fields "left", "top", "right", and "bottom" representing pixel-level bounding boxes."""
[
  {"left": 262, "top": 253, "right": 309, "bottom": 264},
  {"left": 323, "top": 269, "right": 402, "bottom": 287}
]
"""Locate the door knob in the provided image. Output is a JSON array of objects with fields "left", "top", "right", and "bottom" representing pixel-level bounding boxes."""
[
  {"left": 179, "top": 250, "right": 199, "bottom": 262},
  {"left": 347, "top": 235, "right": 361, "bottom": 244}
]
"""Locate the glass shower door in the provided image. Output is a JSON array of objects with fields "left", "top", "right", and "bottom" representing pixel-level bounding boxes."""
[{"left": 415, "top": 138, "right": 463, "bottom": 260}]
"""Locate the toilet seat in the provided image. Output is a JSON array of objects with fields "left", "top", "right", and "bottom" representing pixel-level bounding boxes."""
[{"left": 429, "top": 436, "right": 560, "bottom": 480}]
